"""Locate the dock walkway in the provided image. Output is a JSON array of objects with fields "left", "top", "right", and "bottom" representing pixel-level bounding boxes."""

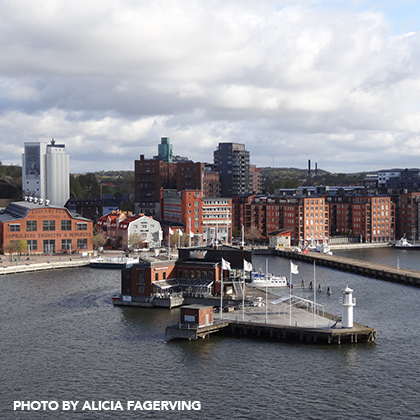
[
  {"left": 166, "top": 301, "right": 376, "bottom": 344},
  {"left": 268, "top": 249, "right": 420, "bottom": 287}
]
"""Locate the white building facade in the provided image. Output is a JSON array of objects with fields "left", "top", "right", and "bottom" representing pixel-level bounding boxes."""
[
  {"left": 22, "top": 140, "right": 70, "bottom": 207},
  {"left": 124, "top": 215, "right": 162, "bottom": 249}
]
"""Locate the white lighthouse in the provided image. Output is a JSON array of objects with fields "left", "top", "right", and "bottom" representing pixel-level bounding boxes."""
[{"left": 341, "top": 286, "right": 356, "bottom": 328}]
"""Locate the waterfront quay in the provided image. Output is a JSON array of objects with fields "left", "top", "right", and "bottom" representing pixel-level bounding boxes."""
[
  {"left": 166, "top": 302, "right": 376, "bottom": 344},
  {"left": 252, "top": 248, "right": 420, "bottom": 287},
  {"left": 0, "top": 255, "right": 89, "bottom": 275}
]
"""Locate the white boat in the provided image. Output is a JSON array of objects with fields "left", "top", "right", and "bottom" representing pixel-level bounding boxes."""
[
  {"left": 394, "top": 237, "right": 420, "bottom": 249},
  {"left": 90, "top": 256, "right": 140, "bottom": 268},
  {"left": 316, "top": 243, "right": 333, "bottom": 255},
  {"left": 250, "top": 272, "right": 288, "bottom": 288}
]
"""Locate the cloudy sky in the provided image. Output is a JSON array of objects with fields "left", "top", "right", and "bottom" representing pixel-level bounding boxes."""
[{"left": 2, "top": 0, "right": 420, "bottom": 174}]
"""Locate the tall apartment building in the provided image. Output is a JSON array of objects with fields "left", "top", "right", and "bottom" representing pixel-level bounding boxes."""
[
  {"left": 158, "top": 137, "right": 173, "bottom": 162},
  {"left": 22, "top": 139, "right": 70, "bottom": 207},
  {"left": 397, "top": 192, "right": 420, "bottom": 240},
  {"left": 135, "top": 140, "right": 219, "bottom": 218},
  {"left": 162, "top": 190, "right": 232, "bottom": 245},
  {"left": 134, "top": 155, "right": 177, "bottom": 217},
  {"left": 327, "top": 194, "right": 395, "bottom": 243},
  {"left": 213, "top": 143, "right": 250, "bottom": 197},
  {"left": 233, "top": 194, "right": 329, "bottom": 245},
  {"left": 249, "top": 165, "right": 262, "bottom": 194}
]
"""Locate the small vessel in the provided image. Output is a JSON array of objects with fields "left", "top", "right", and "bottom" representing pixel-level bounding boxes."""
[
  {"left": 316, "top": 243, "right": 333, "bottom": 255},
  {"left": 394, "top": 236, "right": 420, "bottom": 249},
  {"left": 250, "top": 272, "right": 288, "bottom": 288},
  {"left": 90, "top": 256, "right": 140, "bottom": 268}
]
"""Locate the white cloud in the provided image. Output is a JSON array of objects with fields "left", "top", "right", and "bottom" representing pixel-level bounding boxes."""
[{"left": 1, "top": 0, "right": 420, "bottom": 173}]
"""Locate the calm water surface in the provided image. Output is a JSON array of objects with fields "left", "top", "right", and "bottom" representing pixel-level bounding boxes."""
[{"left": 1, "top": 252, "right": 420, "bottom": 419}]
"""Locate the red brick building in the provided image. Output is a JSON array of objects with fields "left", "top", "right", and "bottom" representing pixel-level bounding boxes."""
[
  {"left": 327, "top": 194, "right": 395, "bottom": 242},
  {"left": 0, "top": 200, "right": 93, "bottom": 254},
  {"left": 397, "top": 192, "right": 420, "bottom": 240},
  {"left": 135, "top": 156, "right": 219, "bottom": 220},
  {"left": 233, "top": 194, "right": 329, "bottom": 245},
  {"left": 162, "top": 190, "right": 232, "bottom": 245},
  {"left": 119, "top": 245, "right": 252, "bottom": 301}
]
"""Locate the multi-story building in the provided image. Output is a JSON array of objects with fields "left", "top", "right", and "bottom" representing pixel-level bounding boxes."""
[
  {"left": 162, "top": 190, "right": 232, "bottom": 245},
  {"left": 97, "top": 212, "right": 162, "bottom": 249},
  {"left": 213, "top": 143, "right": 250, "bottom": 197},
  {"left": 22, "top": 139, "right": 70, "bottom": 206},
  {"left": 158, "top": 137, "right": 173, "bottom": 162},
  {"left": 378, "top": 169, "right": 420, "bottom": 190},
  {"left": 233, "top": 194, "right": 329, "bottom": 245},
  {"left": 0, "top": 198, "right": 93, "bottom": 254},
  {"left": 177, "top": 162, "right": 205, "bottom": 192},
  {"left": 397, "top": 192, "right": 420, "bottom": 241},
  {"left": 135, "top": 144, "right": 219, "bottom": 217},
  {"left": 327, "top": 194, "right": 395, "bottom": 243},
  {"left": 203, "top": 164, "right": 219, "bottom": 198},
  {"left": 249, "top": 165, "right": 262, "bottom": 194},
  {"left": 134, "top": 155, "right": 177, "bottom": 217}
]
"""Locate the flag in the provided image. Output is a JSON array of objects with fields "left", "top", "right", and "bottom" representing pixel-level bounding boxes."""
[
  {"left": 290, "top": 261, "right": 299, "bottom": 275},
  {"left": 243, "top": 259, "right": 253, "bottom": 272},
  {"left": 169, "top": 228, "right": 174, "bottom": 235},
  {"left": 221, "top": 258, "right": 231, "bottom": 271}
]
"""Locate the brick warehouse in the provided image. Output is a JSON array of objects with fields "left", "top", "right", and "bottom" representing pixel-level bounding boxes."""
[{"left": 0, "top": 199, "right": 93, "bottom": 254}]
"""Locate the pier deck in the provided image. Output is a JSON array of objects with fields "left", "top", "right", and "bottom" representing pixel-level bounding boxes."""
[
  {"left": 272, "top": 249, "right": 420, "bottom": 287},
  {"left": 166, "top": 302, "right": 376, "bottom": 344}
]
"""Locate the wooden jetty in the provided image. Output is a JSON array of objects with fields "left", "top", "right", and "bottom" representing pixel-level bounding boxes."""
[{"left": 273, "top": 249, "right": 420, "bottom": 287}]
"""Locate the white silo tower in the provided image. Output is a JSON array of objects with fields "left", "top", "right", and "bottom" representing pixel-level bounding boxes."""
[{"left": 341, "top": 286, "right": 356, "bottom": 328}]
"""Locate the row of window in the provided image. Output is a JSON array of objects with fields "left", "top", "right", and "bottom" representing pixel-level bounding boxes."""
[
  {"left": 9, "top": 221, "right": 88, "bottom": 233},
  {"left": 22, "top": 239, "right": 88, "bottom": 252}
]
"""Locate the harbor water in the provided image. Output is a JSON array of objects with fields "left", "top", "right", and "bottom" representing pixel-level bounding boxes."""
[{"left": 1, "top": 249, "right": 420, "bottom": 419}]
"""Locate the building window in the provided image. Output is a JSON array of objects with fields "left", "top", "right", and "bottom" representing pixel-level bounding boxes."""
[
  {"left": 43, "top": 239, "right": 55, "bottom": 253},
  {"left": 26, "top": 220, "right": 37, "bottom": 231},
  {"left": 9, "top": 224, "right": 21, "bottom": 232},
  {"left": 77, "top": 239, "right": 88, "bottom": 249},
  {"left": 61, "top": 239, "right": 72, "bottom": 250},
  {"left": 27, "top": 240, "right": 37, "bottom": 251},
  {"left": 43, "top": 220, "right": 55, "bottom": 231},
  {"left": 61, "top": 220, "right": 72, "bottom": 231},
  {"left": 76, "top": 223, "right": 88, "bottom": 231}
]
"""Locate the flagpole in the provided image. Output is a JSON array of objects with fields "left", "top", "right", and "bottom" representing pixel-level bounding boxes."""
[
  {"left": 220, "top": 262, "right": 223, "bottom": 319},
  {"left": 313, "top": 261, "right": 316, "bottom": 327},
  {"left": 289, "top": 260, "right": 292, "bottom": 325},
  {"left": 265, "top": 259, "right": 268, "bottom": 323},
  {"left": 242, "top": 266, "right": 245, "bottom": 321}
]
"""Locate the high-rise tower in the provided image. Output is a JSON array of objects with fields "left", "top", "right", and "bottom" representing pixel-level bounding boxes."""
[
  {"left": 213, "top": 143, "right": 250, "bottom": 197},
  {"left": 22, "top": 139, "right": 70, "bottom": 206}
]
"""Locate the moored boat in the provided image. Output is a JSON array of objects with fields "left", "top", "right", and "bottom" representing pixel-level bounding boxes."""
[
  {"left": 90, "top": 256, "right": 140, "bottom": 268},
  {"left": 250, "top": 272, "right": 288, "bottom": 288},
  {"left": 394, "top": 237, "right": 420, "bottom": 249}
]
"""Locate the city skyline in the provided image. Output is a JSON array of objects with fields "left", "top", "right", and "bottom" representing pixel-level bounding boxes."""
[{"left": 1, "top": 1, "right": 420, "bottom": 173}]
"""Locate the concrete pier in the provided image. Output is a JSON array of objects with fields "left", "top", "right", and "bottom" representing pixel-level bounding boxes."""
[
  {"left": 272, "top": 250, "right": 420, "bottom": 287},
  {"left": 166, "top": 301, "right": 376, "bottom": 344}
]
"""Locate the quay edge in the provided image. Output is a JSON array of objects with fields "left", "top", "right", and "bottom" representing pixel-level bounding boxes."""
[{"left": 252, "top": 248, "right": 420, "bottom": 287}]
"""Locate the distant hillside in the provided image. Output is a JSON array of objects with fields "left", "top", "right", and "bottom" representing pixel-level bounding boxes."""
[
  {"left": 0, "top": 164, "right": 21, "bottom": 199},
  {"left": 261, "top": 167, "right": 366, "bottom": 193}
]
